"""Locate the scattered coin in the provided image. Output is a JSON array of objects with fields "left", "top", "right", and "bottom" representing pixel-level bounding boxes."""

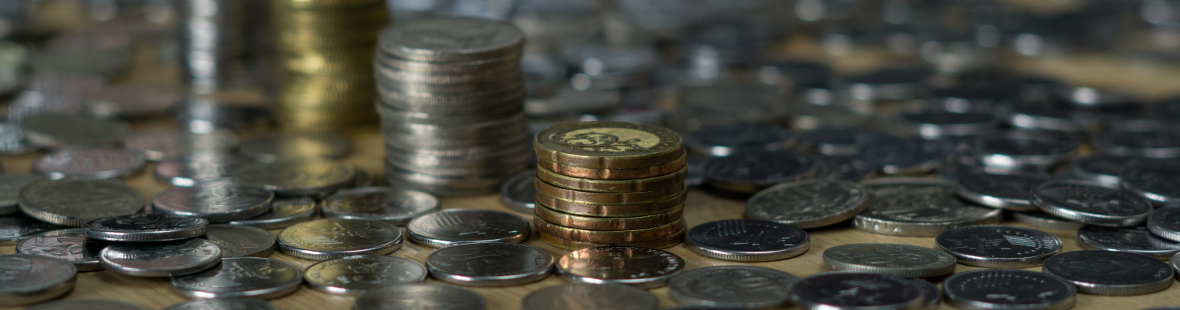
[
  {"left": 684, "top": 219, "right": 810, "bottom": 262},
  {"left": 498, "top": 169, "right": 536, "bottom": 213},
  {"left": 99, "top": 238, "right": 222, "bottom": 277},
  {"left": 233, "top": 160, "right": 357, "bottom": 196},
  {"left": 406, "top": 209, "right": 530, "bottom": 248},
  {"left": 204, "top": 225, "right": 277, "bottom": 258},
  {"left": 1094, "top": 130, "right": 1180, "bottom": 158},
  {"left": 426, "top": 242, "right": 554, "bottom": 286},
  {"left": 171, "top": 257, "right": 303, "bottom": 299},
  {"left": 1043, "top": 250, "right": 1174, "bottom": 295},
  {"left": 896, "top": 111, "right": 997, "bottom": 139},
  {"left": 16, "top": 229, "right": 104, "bottom": 271},
  {"left": 278, "top": 218, "right": 402, "bottom": 260},
  {"left": 744, "top": 179, "right": 868, "bottom": 228},
  {"left": 19, "top": 112, "right": 130, "bottom": 148},
  {"left": 857, "top": 137, "right": 956, "bottom": 175},
  {"left": 943, "top": 269, "right": 1076, "bottom": 310},
  {"left": 1077, "top": 225, "right": 1180, "bottom": 259},
  {"left": 789, "top": 272, "right": 922, "bottom": 310},
  {"left": 0, "top": 175, "right": 45, "bottom": 215},
  {"left": 685, "top": 123, "right": 796, "bottom": 157},
  {"left": 123, "top": 128, "right": 239, "bottom": 161},
  {"left": 936, "top": 225, "right": 1062, "bottom": 268},
  {"left": 19, "top": 179, "right": 146, "bottom": 227},
  {"left": 822, "top": 243, "right": 957, "bottom": 277},
  {"left": 0, "top": 213, "right": 65, "bottom": 245},
  {"left": 555, "top": 245, "right": 684, "bottom": 288},
  {"left": 152, "top": 154, "right": 238, "bottom": 187},
  {"left": 226, "top": 196, "right": 319, "bottom": 229},
  {"left": 1011, "top": 210, "right": 1085, "bottom": 231},
  {"left": 32, "top": 147, "right": 145, "bottom": 180},
  {"left": 1119, "top": 160, "right": 1180, "bottom": 204},
  {"left": 895, "top": 277, "right": 941, "bottom": 310},
  {"left": 955, "top": 170, "right": 1049, "bottom": 211},
  {"left": 1148, "top": 207, "right": 1180, "bottom": 242},
  {"left": 703, "top": 150, "right": 816, "bottom": 194},
  {"left": 972, "top": 133, "right": 1077, "bottom": 171},
  {"left": 322, "top": 186, "right": 440, "bottom": 225},
  {"left": 25, "top": 300, "right": 147, "bottom": 310},
  {"left": 521, "top": 283, "right": 657, "bottom": 310},
  {"left": 854, "top": 178, "right": 1002, "bottom": 236},
  {"left": 799, "top": 128, "right": 893, "bottom": 157},
  {"left": 151, "top": 182, "right": 274, "bottom": 223},
  {"left": 304, "top": 255, "right": 427, "bottom": 295},
  {"left": 1032, "top": 180, "right": 1152, "bottom": 227},
  {"left": 0, "top": 255, "right": 77, "bottom": 306},
  {"left": 163, "top": 298, "right": 282, "bottom": 310},
  {"left": 353, "top": 284, "right": 485, "bottom": 310},
  {"left": 83, "top": 213, "right": 209, "bottom": 242},
  {"left": 238, "top": 132, "right": 352, "bottom": 163},
  {"left": 1071, "top": 155, "right": 1137, "bottom": 185},
  {"left": 668, "top": 266, "right": 799, "bottom": 309}
]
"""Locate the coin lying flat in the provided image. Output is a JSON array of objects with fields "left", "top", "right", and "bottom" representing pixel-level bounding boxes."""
[
  {"left": 822, "top": 243, "right": 957, "bottom": 278},
  {"left": 151, "top": 182, "right": 274, "bottom": 223},
  {"left": 152, "top": 154, "right": 238, "bottom": 187},
  {"left": 204, "top": 225, "right": 276, "bottom": 258},
  {"left": 406, "top": 209, "right": 530, "bottom": 248},
  {"left": 322, "top": 186, "right": 440, "bottom": 225},
  {"left": 233, "top": 160, "right": 356, "bottom": 196},
  {"left": 381, "top": 18, "right": 524, "bottom": 62},
  {"left": 83, "top": 213, "right": 209, "bottom": 242},
  {"left": 858, "top": 137, "right": 956, "bottom": 175},
  {"left": 353, "top": 284, "right": 485, "bottom": 310},
  {"left": 19, "top": 179, "right": 146, "bottom": 227},
  {"left": 171, "top": 257, "right": 303, "bottom": 299},
  {"left": 1032, "top": 180, "right": 1152, "bottom": 227},
  {"left": 16, "top": 228, "right": 104, "bottom": 272},
  {"left": 238, "top": 132, "right": 352, "bottom": 163},
  {"left": 686, "top": 123, "right": 796, "bottom": 157},
  {"left": 668, "top": 266, "right": 799, "bottom": 309},
  {"left": 972, "top": 134, "right": 1077, "bottom": 170},
  {"left": 1077, "top": 226, "right": 1180, "bottom": 259},
  {"left": 1011, "top": 210, "right": 1085, "bottom": 231},
  {"left": 499, "top": 169, "right": 535, "bottom": 213},
  {"left": 955, "top": 171, "right": 1048, "bottom": 211},
  {"left": 1148, "top": 207, "right": 1180, "bottom": 242},
  {"left": 0, "top": 255, "right": 77, "bottom": 306},
  {"left": 521, "top": 283, "right": 658, "bottom": 310},
  {"left": 744, "top": 179, "right": 868, "bottom": 228},
  {"left": 32, "top": 148, "right": 145, "bottom": 180},
  {"left": 943, "top": 269, "right": 1076, "bottom": 310},
  {"left": 25, "top": 300, "right": 147, "bottom": 310},
  {"left": 427, "top": 242, "right": 553, "bottom": 287},
  {"left": 20, "top": 113, "right": 130, "bottom": 148},
  {"left": 1071, "top": 155, "right": 1137, "bottom": 185},
  {"left": 99, "top": 238, "right": 222, "bottom": 277},
  {"left": 895, "top": 277, "right": 940, "bottom": 310},
  {"left": 897, "top": 111, "right": 997, "bottom": 139},
  {"left": 534, "top": 121, "right": 683, "bottom": 170},
  {"left": 163, "top": 298, "right": 282, "bottom": 310},
  {"left": 704, "top": 150, "right": 816, "bottom": 194},
  {"left": 1043, "top": 250, "right": 1173, "bottom": 295},
  {"left": 684, "top": 219, "right": 810, "bottom": 262},
  {"left": 0, "top": 213, "right": 64, "bottom": 245},
  {"left": 854, "top": 178, "right": 1002, "bottom": 236},
  {"left": 226, "top": 196, "right": 319, "bottom": 229},
  {"left": 123, "top": 129, "right": 239, "bottom": 161},
  {"left": 278, "top": 218, "right": 403, "bottom": 260},
  {"left": 556, "top": 245, "right": 685, "bottom": 288},
  {"left": 304, "top": 255, "right": 427, "bottom": 295},
  {"left": 936, "top": 225, "right": 1062, "bottom": 268},
  {"left": 0, "top": 175, "right": 45, "bottom": 215},
  {"left": 789, "top": 272, "right": 922, "bottom": 310},
  {"left": 1119, "top": 160, "right": 1180, "bottom": 204},
  {"left": 1094, "top": 130, "right": 1180, "bottom": 158}
]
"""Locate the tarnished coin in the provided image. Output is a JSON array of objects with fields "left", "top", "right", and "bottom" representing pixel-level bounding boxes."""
[
  {"left": 936, "top": 225, "right": 1062, "bottom": 268},
  {"left": 27, "top": 300, "right": 147, "bottom": 310},
  {"left": 1071, "top": 155, "right": 1137, "bottom": 185},
  {"left": 668, "top": 266, "right": 799, "bottom": 309},
  {"left": 226, "top": 197, "right": 319, "bottom": 229},
  {"left": 123, "top": 129, "right": 239, "bottom": 161},
  {"left": 83, "top": 213, "right": 209, "bottom": 242},
  {"left": 152, "top": 155, "right": 238, "bottom": 187},
  {"left": 163, "top": 298, "right": 282, "bottom": 310},
  {"left": 152, "top": 182, "right": 274, "bottom": 223},
  {"left": 704, "top": 150, "right": 817, "bottom": 194},
  {"left": 322, "top": 187, "right": 440, "bottom": 225},
  {"left": 744, "top": 179, "right": 868, "bottom": 228},
  {"left": 1012, "top": 210, "right": 1085, "bottom": 231},
  {"left": 171, "top": 257, "right": 303, "bottom": 299},
  {"left": 278, "top": 218, "right": 402, "bottom": 260},
  {"left": 499, "top": 169, "right": 536, "bottom": 213},
  {"left": 943, "top": 269, "right": 1076, "bottom": 310},
  {"left": 955, "top": 171, "right": 1049, "bottom": 211},
  {"left": 555, "top": 245, "right": 685, "bottom": 288},
  {"left": 854, "top": 178, "right": 1002, "bottom": 236},
  {"left": 204, "top": 225, "right": 276, "bottom": 258},
  {"left": 20, "top": 113, "right": 130, "bottom": 148},
  {"left": 1120, "top": 160, "right": 1180, "bottom": 204},
  {"left": 1043, "top": 250, "right": 1174, "bottom": 295},
  {"left": 822, "top": 243, "right": 957, "bottom": 278},
  {"left": 0, "top": 213, "right": 65, "bottom": 245},
  {"left": 789, "top": 272, "right": 922, "bottom": 310},
  {"left": 304, "top": 255, "right": 427, "bottom": 295},
  {"left": 0, "top": 175, "right": 46, "bottom": 215},
  {"left": 1094, "top": 130, "right": 1180, "bottom": 158},
  {"left": 426, "top": 242, "right": 554, "bottom": 286},
  {"left": 99, "top": 238, "right": 222, "bottom": 277},
  {"left": 895, "top": 277, "right": 940, "bottom": 310},
  {"left": 1077, "top": 226, "right": 1180, "bottom": 259},
  {"left": 32, "top": 148, "right": 145, "bottom": 180},
  {"left": 1032, "top": 180, "right": 1152, "bottom": 227},
  {"left": 972, "top": 134, "right": 1077, "bottom": 170},
  {"left": 17, "top": 229, "right": 104, "bottom": 272},
  {"left": 239, "top": 132, "right": 352, "bottom": 163},
  {"left": 686, "top": 123, "right": 796, "bottom": 157},
  {"left": 406, "top": 209, "right": 530, "bottom": 248},
  {"left": 353, "top": 284, "right": 485, "bottom": 310},
  {"left": 857, "top": 137, "right": 956, "bottom": 175},
  {"left": 534, "top": 121, "right": 684, "bottom": 169},
  {"left": 684, "top": 219, "right": 810, "bottom": 262},
  {"left": 233, "top": 160, "right": 356, "bottom": 196},
  {"left": 522, "top": 283, "right": 657, "bottom": 310},
  {"left": 0, "top": 255, "right": 77, "bottom": 306},
  {"left": 1149, "top": 207, "right": 1180, "bottom": 242},
  {"left": 19, "top": 179, "right": 146, "bottom": 227}
]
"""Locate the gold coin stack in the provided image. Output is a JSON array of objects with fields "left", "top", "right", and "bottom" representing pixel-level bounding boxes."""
[
  {"left": 270, "top": 0, "right": 387, "bottom": 131},
  {"left": 533, "top": 121, "right": 688, "bottom": 250}
]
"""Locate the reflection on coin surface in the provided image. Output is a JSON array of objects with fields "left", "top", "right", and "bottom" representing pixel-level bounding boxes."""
[
  {"left": 854, "top": 178, "right": 1002, "bottom": 236},
  {"left": 521, "top": 283, "right": 657, "bottom": 310},
  {"left": 25, "top": 299, "right": 147, "bottom": 310},
  {"left": 955, "top": 171, "right": 1048, "bottom": 211},
  {"left": 427, "top": 242, "right": 553, "bottom": 286},
  {"left": 704, "top": 150, "right": 816, "bottom": 194},
  {"left": 0, "top": 213, "right": 65, "bottom": 245},
  {"left": 163, "top": 298, "right": 281, "bottom": 310},
  {"left": 499, "top": 169, "right": 536, "bottom": 213},
  {"left": 0, "top": 175, "right": 44, "bottom": 215},
  {"left": 17, "top": 228, "right": 104, "bottom": 271},
  {"left": 171, "top": 257, "right": 303, "bottom": 299},
  {"left": 1148, "top": 207, "right": 1180, "bottom": 242},
  {"left": 20, "top": 113, "right": 130, "bottom": 148},
  {"left": 19, "top": 179, "right": 146, "bottom": 227},
  {"left": 1077, "top": 226, "right": 1180, "bottom": 259},
  {"left": 352, "top": 283, "right": 485, "bottom": 310},
  {"left": 1071, "top": 155, "right": 1136, "bottom": 185},
  {"left": 1119, "top": 160, "right": 1180, "bottom": 204},
  {"left": 822, "top": 243, "right": 957, "bottom": 277},
  {"left": 936, "top": 225, "right": 1062, "bottom": 268},
  {"left": 0, "top": 254, "right": 76, "bottom": 306},
  {"left": 123, "top": 129, "right": 238, "bottom": 162},
  {"left": 745, "top": 179, "right": 867, "bottom": 228},
  {"left": 204, "top": 225, "right": 276, "bottom": 258},
  {"left": 233, "top": 160, "right": 356, "bottom": 196},
  {"left": 1032, "top": 180, "right": 1151, "bottom": 227},
  {"left": 278, "top": 218, "right": 402, "bottom": 260},
  {"left": 406, "top": 209, "right": 530, "bottom": 248},
  {"left": 789, "top": 272, "right": 922, "bottom": 310},
  {"left": 943, "top": 269, "right": 1076, "bottom": 310},
  {"left": 322, "top": 186, "right": 440, "bottom": 225},
  {"left": 1043, "top": 250, "right": 1174, "bottom": 295},
  {"left": 668, "top": 266, "right": 799, "bottom": 309},
  {"left": 304, "top": 255, "right": 427, "bottom": 295},
  {"left": 99, "top": 238, "right": 222, "bottom": 277},
  {"left": 684, "top": 219, "right": 810, "bottom": 262},
  {"left": 1011, "top": 211, "right": 1085, "bottom": 231},
  {"left": 556, "top": 245, "right": 684, "bottom": 288},
  {"left": 226, "top": 197, "right": 318, "bottom": 229},
  {"left": 152, "top": 182, "right": 274, "bottom": 223},
  {"left": 83, "top": 213, "right": 208, "bottom": 242}
]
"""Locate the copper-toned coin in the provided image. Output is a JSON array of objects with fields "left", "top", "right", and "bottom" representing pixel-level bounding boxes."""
[
  {"left": 534, "top": 203, "right": 683, "bottom": 231},
  {"left": 537, "top": 155, "right": 686, "bottom": 180},
  {"left": 535, "top": 178, "right": 683, "bottom": 205},
  {"left": 534, "top": 121, "right": 684, "bottom": 169},
  {"left": 537, "top": 191, "right": 686, "bottom": 218},
  {"left": 534, "top": 217, "right": 685, "bottom": 243},
  {"left": 536, "top": 166, "right": 687, "bottom": 193},
  {"left": 540, "top": 227, "right": 685, "bottom": 250}
]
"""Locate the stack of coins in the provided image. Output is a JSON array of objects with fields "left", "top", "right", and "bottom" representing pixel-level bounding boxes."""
[
  {"left": 271, "top": 0, "right": 387, "bottom": 131},
  {"left": 375, "top": 18, "right": 530, "bottom": 196},
  {"left": 177, "top": 0, "right": 259, "bottom": 94},
  {"left": 532, "top": 121, "right": 687, "bottom": 250}
]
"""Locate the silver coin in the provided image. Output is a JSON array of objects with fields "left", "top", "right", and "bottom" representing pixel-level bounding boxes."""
[
  {"left": 123, "top": 129, "right": 239, "bottom": 161},
  {"left": 25, "top": 300, "right": 147, "bottom": 310},
  {"left": 152, "top": 182, "right": 274, "bottom": 223},
  {"left": 1032, "top": 180, "right": 1152, "bottom": 227},
  {"left": 226, "top": 196, "right": 318, "bottom": 229},
  {"left": 16, "top": 228, "right": 104, "bottom": 272},
  {"left": 894, "top": 277, "right": 940, "bottom": 310},
  {"left": 0, "top": 213, "right": 64, "bottom": 245},
  {"left": 239, "top": 133, "right": 351, "bottom": 163},
  {"left": 822, "top": 243, "right": 957, "bottom": 278},
  {"left": 556, "top": 245, "right": 685, "bottom": 288},
  {"left": 32, "top": 147, "right": 145, "bottom": 180},
  {"left": 955, "top": 171, "right": 1049, "bottom": 211},
  {"left": 171, "top": 257, "right": 303, "bottom": 299},
  {"left": 943, "top": 269, "right": 1076, "bottom": 310},
  {"left": 896, "top": 111, "right": 997, "bottom": 139},
  {"left": 304, "top": 255, "right": 427, "bottom": 295},
  {"left": 19, "top": 113, "right": 130, "bottom": 148},
  {"left": 1043, "top": 250, "right": 1174, "bottom": 295},
  {"left": 204, "top": 224, "right": 276, "bottom": 258},
  {"left": 277, "top": 218, "right": 403, "bottom": 260},
  {"left": 1011, "top": 211, "right": 1085, "bottom": 231},
  {"left": 380, "top": 18, "right": 523, "bottom": 62},
  {"left": 684, "top": 219, "right": 810, "bottom": 262},
  {"left": 972, "top": 134, "right": 1077, "bottom": 170},
  {"left": 854, "top": 178, "right": 1002, "bottom": 236},
  {"left": 1071, "top": 155, "right": 1137, "bottom": 185},
  {"left": 521, "top": 283, "right": 657, "bottom": 310},
  {"left": 153, "top": 155, "right": 238, "bottom": 187},
  {"left": 1077, "top": 225, "right": 1180, "bottom": 259},
  {"left": 83, "top": 213, "right": 209, "bottom": 242},
  {"left": 353, "top": 283, "right": 485, "bottom": 310},
  {"left": 799, "top": 128, "right": 893, "bottom": 157},
  {"left": 322, "top": 186, "right": 440, "bottom": 225},
  {"left": 99, "top": 238, "right": 222, "bottom": 277},
  {"left": 686, "top": 123, "right": 796, "bottom": 157},
  {"left": 426, "top": 242, "right": 553, "bottom": 286},
  {"left": 0, "top": 175, "right": 46, "bottom": 215},
  {"left": 499, "top": 169, "right": 536, "bottom": 213},
  {"left": 163, "top": 298, "right": 281, "bottom": 310},
  {"left": 935, "top": 225, "right": 1062, "bottom": 268},
  {"left": 668, "top": 266, "right": 799, "bottom": 310},
  {"left": 1095, "top": 130, "right": 1180, "bottom": 158},
  {"left": 789, "top": 272, "right": 923, "bottom": 310},
  {"left": 744, "top": 179, "right": 868, "bottom": 229},
  {"left": 19, "top": 179, "right": 146, "bottom": 227},
  {"left": 1120, "top": 160, "right": 1180, "bottom": 204},
  {"left": 857, "top": 137, "right": 956, "bottom": 175},
  {"left": 703, "top": 150, "right": 817, "bottom": 194},
  {"left": 406, "top": 209, "right": 530, "bottom": 248},
  {"left": 1149, "top": 207, "right": 1180, "bottom": 242},
  {"left": 233, "top": 160, "right": 356, "bottom": 196},
  {"left": 0, "top": 254, "right": 77, "bottom": 306}
]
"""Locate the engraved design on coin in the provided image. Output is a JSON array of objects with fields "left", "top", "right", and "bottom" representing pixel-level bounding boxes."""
[
  {"left": 854, "top": 178, "right": 1001, "bottom": 236},
  {"left": 789, "top": 272, "right": 922, "bottom": 309},
  {"left": 19, "top": 180, "right": 145, "bottom": 226},
  {"left": 0, "top": 254, "right": 77, "bottom": 306},
  {"left": 745, "top": 179, "right": 867, "bottom": 228},
  {"left": 668, "top": 266, "right": 798, "bottom": 309},
  {"left": 304, "top": 255, "right": 426, "bottom": 295},
  {"left": 1077, "top": 226, "right": 1180, "bottom": 259},
  {"left": 281, "top": 219, "right": 397, "bottom": 251},
  {"left": 935, "top": 225, "right": 1061, "bottom": 267},
  {"left": 943, "top": 269, "right": 1076, "bottom": 310},
  {"left": 822, "top": 243, "right": 957, "bottom": 277},
  {"left": 556, "top": 128, "right": 658, "bottom": 152},
  {"left": 1039, "top": 183, "right": 1147, "bottom": 215},
  {"left": 407, "top": 209, "right": 529, "bottom": 247},
  {"left": 1042, "top": 250, "right": 1174, "bottom": 295},
  {"left": 16, "top": 229, "right": 102, "bottom": 271},
  {"left": 0, "top": 214, "right": 63, "bottom": 245},
  {"left": 171, "top": 257, "right": 303, "bottom": 299},
  {"left": 427, "top": 242, "right": 553, "bottom": 286},
  {"left": 685, "top": 219, "right": 809, "bottom": 262}
]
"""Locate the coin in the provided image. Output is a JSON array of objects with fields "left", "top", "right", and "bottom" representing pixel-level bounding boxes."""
[
  {"left": 943, "top": 269, "right": 1076, "bottom": 310},
  {"left": 1078, "top": 225, "right": 1180, "bottom": 259},
  {"left": 380, "top": 18, "right": 523, "bottom": 62},
  {"left": 163, "top": 298, "right": 281, "bottom": 310},
  {"left": 668, "top": 266, "right": 799, "bottom": 309},
  {"left": 685, "top": 123, "right": 796, "bottom": 157},
  {"left": 123, "top": 129, "right": 239, "bottom": 161},
  {"left": 19, "top": 179, "right": 146, "bottom": 227},
  {"left": 744, "top": 179, "right": 868, "bottom": 228},
  {"left": 895, "top": 277, "right": 940, "bottom": 310},
  {"left": 534, "top": 203, "right": 682, "bottom": 231},
  {"left": 322, "top": 187, "right": 440, "bottom": 225},
  {"left": 171, "top": 257, "right": 303, "bottom": 299},
  {"left": 426, "top": 242, "right": 553, "bottom": 286},
  {"left": 99, "top": 238, "right": 222, "bottom": 277},
  {"left": 0, "top": 214, "right": 64, "bottom": 245},
  {"left": 32, "top": 148, "right": 145, "bottom": 180},
  {"left": 536, "top": 166, "right": 687, "bottom": 193},
  {"left": 955, "top": 171, "right": 1049, "bottom": 211},
  {"left": 535, "top": 217, "right": 684, "bottom": 243},
  {"left": 406, "top": 209, "right": 530, "bottom": 248},
  {"left": 799, "top": 128, "right": 895, "bottom": 156},
  {"left": 239, "top": 132, "right": 352, "bottom": 163},
  {"left": 533, "top": 121, "right": 683, "bottom": 169},
  {"left": 703, "top": 150, "right": 816, "bottom": 194},
  {"left": 0, "top": 255, "right": 77, "bottom": 306},
  {"left": 538, "top": 155, "right": 686, "bottom": 180},
  {"left": 857, "top": 137, "right": 956, "bottom": 175},
  {"left": 854, "top": 178, "right": 1002, "bottom": 236},
  {"left": 1032, "top": 180, "right": 1152, "bottom": 227},
  {"left": 304, "top": 255, "right": 426, "bottom": 295},
  {"left": 204, "top": 225, "right": 276, "bottom": 258},
  {"left": 1071, "top": 155, "right": 1137, "bottom": 185},
  {"left": 0, "top": 175, "right": 46, "bottom": 215},
  {"left": 1119, "top": 160, "right": 1180, "bottom": 204},
  {"left": 19, "top": 113, "right": 130, "bottom": 148},
  {"left": 16, "top": 228, "right": 104, "bottom": 272},
  {"left": 521, "top": 283, "right": 657, "bottom": 310},
  {"left": 684, "top": 219, "right": 809, "bottom": 262},
  {"left": 83, "top": 213, "right": 209, "bottom": 242},
  {"left": 151, "top": 182, "right": 274, "bottom": 223},
  {"left": 555, "top": 245, "right": 685, "bottom": 288},
  {"left": 27, "top": 300, "right": 147, "bottom": 310},
  {"left": 233, "top": 160, "right": 356, "bottom": 196},
  {"left": 499, "top": 169, "right": 535, "bottom": 213},
  {"left": 1094, "top": 130, "right": 1180, "bottom": 158},
  {"left": 822, "top": 243, "right": 957, "bottom": 277},
  {"left": 538, "top": 190, "right": 687, "bottom": 218},
  {"left": 226, "top": 196, "right": 319, "bottom": 229},
  {"left": 789, "top": 272, "right": 923, "bottom": 310},
  {"left": 352, "top": 284, "right": 485, "bottom": 310},
  {"left": 534, "top": 179, "right": 683, "bottom": 206},
  {"left": 936, "top": 225, "right": 1062, "bottom": 268},
  {"left": 1043, "top": 250, "right": 1173, "bottom": 295},
  {"left": 896, "top": 111, "right": 997, "bottom": 139},
  {"left": 972, "top": 134, "right": 1077, "bottom": 170},
  {"left": 1149, "top": 207, "right": 1180, "bottom": 242},
  {"left": 152, "top": 156, "right": 237, "bottom": 187},
  {"left": 1011, "top": 210, "right": 1085, "bottom": 231},
  {"left": 277, "top": 218, "right": 402, "bottom": 260}
]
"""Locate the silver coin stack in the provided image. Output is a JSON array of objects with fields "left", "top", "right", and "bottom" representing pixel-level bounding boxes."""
[
  {"left": 177, "top": 0, "right": 265, "bottom": 94},
  {"left": 375, "top": 18, "right": 530, "bottom": 196}
]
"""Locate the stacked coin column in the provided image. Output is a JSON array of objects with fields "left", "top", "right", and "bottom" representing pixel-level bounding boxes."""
[
  {"left": 533, "top": 121, "right": 688, "bottom": 250},
  {"left": 271, "top": 0, "right": 387, "bottom": 131},
  {"left": 178, "top": 0, "right": 252, "bottom": 94},
  {"left": 375, "top": 18, "right": 531, "bottom": 196}
]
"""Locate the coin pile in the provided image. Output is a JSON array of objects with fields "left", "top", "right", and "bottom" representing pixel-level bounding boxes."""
[
  {"left": 532, "top": 121, "right": 687, "bottom": 250},
  {"left": 375, "top": 18, "right": 530, "bottom": 196},
  {"left": 271, "top": 0, "right": 387, "bottom": 131}
]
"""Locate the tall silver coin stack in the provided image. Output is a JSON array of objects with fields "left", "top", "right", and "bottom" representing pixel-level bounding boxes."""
[
  {"left": 375, "top": 18, "right": 530, "bottom": 196},
  {"left": 176, "top": 0, "right": 265, "bottom": 94}
]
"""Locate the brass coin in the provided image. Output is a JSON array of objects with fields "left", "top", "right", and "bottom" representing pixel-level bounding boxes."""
[
  {"left": 534, "top": 217, "right": 685, "bottom": 243},
  {"left": 534, "top": 203, "right": 683, "bottom": 231},
  {"left": 539, "top": 227, "right": 686, "bottom": 250},
  {"left": 536, "top": 191, "right": 686, "bottom": 218},
  {"left": 536, "top": 155, "right": 686, "bottom": 180},
  {"left": 536, "top": 166, "right": 687, "bottom": 193},
  {"left": 535, "top": 121, "right": 685, "bottom": 169},
  {"left": 534, "top": 178, "right": 683, "bottom": 205}
]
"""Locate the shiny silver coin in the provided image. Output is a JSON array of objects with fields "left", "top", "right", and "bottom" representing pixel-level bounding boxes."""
[
  {"left": 1120, "top": 160, "right": 1180, "bottom": 204},
  {"left": 704, "top": 150, "right": 818, "bottom": 194},
  {"left": 0, "top": 175, "right": 45, "bottom": 215},
  {"left": 383, "top": 164, "right": 508, "bottom": 196},
  {"left": 304, "top": 255, "right": 427, "bottom": 295},
  {"left": 1149, "top": 207, "right": 1180, "bottom": 242},
  {"left": 789, "top": 272, "right": 923, "bottom": 310},
  {"left": 822, "top": 243, "right": 957, "bottom": 278},
  {"left": 151, "top": 182, "right": 274, "bottom": 223},
  {"left": 1043, "top": 250, "right": 1174, "bottom": 295},
  {"left": 19, "top": 179, "right": 145, "bottom": 227},
  {"left": 379, "top": 18, "right": 523, "bottom": 62},
  {"left": 83, "top": 213, "right": 209, "bottom": 242},
  {"left": 1011, "top": 211, "right": 1085, "bottom": 231},
  {"left": 277, "top": 218, "right": 403, "bottom": 260},
  {"left": 152, "top": 155, "right": 238, "bottom": 187},
  {"left": 745, "top": 179, "right": 868, "bottom": 229},
  {"left": 19, "top": 113, "right": 130, "bottom": 148},
  {"left": 322, "top": 186, "right": 439, "bottom": 225},
  {"left": 556, "top": 246, "right": 685, "bottom": 288},
  {"left": 684, "top": 219, "right": 810, "bottom": 262},
  {"left": 25, "top": 300, "right": 146, "bottom": 310},
  {"left": 16, "top": 228, "right": 104, "bottom": 272},
  {"left": 171, "top": 257, "right": 303, "bottom": 299},
  {"left": 233, "top": 160, "right": 356, "bottom": 196},
  {"left": 427, "top": 242, "right": 553, "bottom": 286},
  {"left": 238, "top": 132, "right": 351, "bottom": 163},
  {"left": 854, "top": 178, "right": 1002, "bottom": 236},
  {"left": 972, "top": 134, "right": 1077, "bottom": 170},
  {"left": 354, "top": 283, "right": 485, "bottom": 310},
  {"left": 943, "top": 269, "right": 1076, "bottom": 310},
  {"left": 799, "top": 128, "right": 894, "bottom": 157},
  {"left": 1032, "top": 180, "right": 1152, "bottom": 227},
  {"left": 1094, "top": 130, "right": 1180, "bottom": 158},
  {"left": 99, "top": 238, "right": 222, "bottom": 277},
  {"left": 204, "top": 224, "right": 276, "bottom": 258},
  {"left": 123, "top": 129, "right": 239, "bottom": 161},
  {"left": 0, "top": 255, "right": 77, "bottom": 306},
  {"left": 521, "top": 283, "right": 657, "bottom": 310},
  {"left": 955, "top": 171, "right": 1049, "bottom": 211},
  {"left": 668, "top": 266, "right": 799, "bottom": 310},
  {"left": 895, "top": 277, "right": 940, "bottom": 310},
  {"left": 0, "top": 214, "right": 64, "bottom": 245},
  {"left": 163, "top": 298, "right": 281, "bottom": 310},
  {"left": 1071, "top": 155, "right": 1138, "bottom": 185},
  {"left": 498, "top": 169, "right": 535, "bottom": 214},
  {"left": 1077, "top": 225, "right": 1180, "bottom": 259},
  {"left": 857, "top": 137, "right": 956, "bottom": 175},
  {"left": 406, "top": 209, "right": 530, "bottom": 248},
  {"left": 686, "top": 123, "right": 796, "bottom": 157},
  {"left": 32, "top": 147, "right": 145, "bottom": 180},
  {"left": 896, "top": 111, "right": 997, "bottom": 139},
  {"left": 935, "top": 225, "right": 1062, "bottom": 268},
  {"left": 226, "top": 197, "right": 318, "bottom": 230}
]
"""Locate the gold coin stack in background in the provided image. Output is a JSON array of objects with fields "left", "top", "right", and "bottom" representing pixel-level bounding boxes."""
[
  {"left": 533, "top": 121, "right": 688, "bottom": 250},
  {"left": 270, "top": 0, "right": 387, "bottom": 131}
]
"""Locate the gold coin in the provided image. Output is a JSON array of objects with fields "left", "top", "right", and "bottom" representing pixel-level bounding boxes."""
[
  {"left": 535, "top": 178, "right": 683, "bottom": 205},
  {"left": 536, "top": 191, "right": 686, "bottom": 218},
  {"left": 534, "top": 121, "right": 684, "bottom": 169},
  {"left": 536, "top": 154, "right": 685, "bottom": 180},
  {"left": 536, "top": 165, "right": 687, "bottom": 193},
  {"left": 534, "top": 216, "right": 684, "bottom": 243},
  {"left": 539, "top": 226, "right": 685, "bottom": 250},
  {"left": 534, "top": 202, "right": 683, "bottom": 231}
]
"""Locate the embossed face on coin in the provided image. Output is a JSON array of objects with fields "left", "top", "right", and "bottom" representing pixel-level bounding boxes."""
[
  {"left": 99, "top": 238, "right": 222, "bottom": 277},
  {"left": 854, "top": 178, "right": 1002, "bottom": 236},
  {"left": 1032, "top": 180, "right": 1151, "bottom": 227},
  {"left": 406, "top": 209, "right": 529, "bottom": 248},
  {"left": 935, "top": 225, "right": 1062, "bottom": 268},
  {"left": 19, "top": 180, "right": 146, "bottom": 227},
  {"left": 17, "top": 229, "right": 104, "bottom": 272},
  {"left": 1077, "top": 226, "right": 1180, "bottom": 259},
  {"left": 942, "top": 269, "right": 1076, "bottom": 310}
]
